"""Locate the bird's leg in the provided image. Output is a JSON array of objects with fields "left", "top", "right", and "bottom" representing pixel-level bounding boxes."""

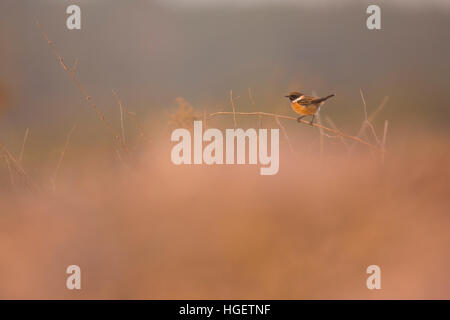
[
  {"left": 309, "top": 114, "right": 315, "bottom": 125},
  {"left": 297, "top": 116, "right": 306, "bottom": 122}
]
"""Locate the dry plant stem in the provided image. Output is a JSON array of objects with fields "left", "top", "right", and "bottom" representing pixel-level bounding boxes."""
[
  {"left": 351, "top": 95, "right": 389, "bottom": 152},
  {"left": 111, "top": 89, "right": 145, "bottom": 145},
  {"left": 274, "top": 116, "right": 295, "bottom": 154},
  {"left": 362, "top": 130, "right": 376, "bottom": 159},
  {"left": 114, "top": 91, "right": 126, "bottom": 144},
  {"left": 3, "top": 154, "right": 15, "bottom": 188},
  {"left": 382, "top": 120, "right": 389, "bottom": 149},
  {"left": 19, "top": 128, "right": 29, "bottom": 162},
  {"left": 350, "top": 91, "right": 388, "bottom": 153},
  {"left": 316, "top": 113, "right": 325, "bottom": 156},
  {"left": 369, "top": 96, "right": 389, "bottom": 122},
  {"left": 52, "top": 125, "right": 76, "bottom": 192},
  {"left": 203, "top": 109, "right": 207, "bottom": 130},
  {"left": 311, "top": 90, "right": 325, "bottom": 155},
  {"left": 354, "top": 121, "right": 368, "bottom": 142},
  {"left": 115, "top": 148, "right": 129, "bottom": 169},
  {"left": 120, "top": 104, "right": 125, "bottom": 144},
  {"left": 359, "top": 89, "right": 381, "bottom": 145},
  {"left": 325, "top": 116, "right": 351, "bottom": 151},
  {"left": 208, "top": 111, "right": 383, "bottom": 153},
  {"left": 381, "top": 120, "right": 389, "bottom": 163},
  {"left": 36, "top": 22, "right": 129, "bottom": 155},
  {"left": 230, "top": 90, "right": 237, "bottom": 129},
  {"left": 72, "top": 58, "right": 78, "bottom": 73},
  {"left": 0, "top": 142, "right": 37, "bottom": 190},
  {"left": 360, "top": 89, "right": 369, "bottom": 121},
  {"left": 366, "top": 120, "right": 381, "bottom": 145},
  {"left": 350, "top": 121, "right": 370, "bottom": 154},
  {"left": 248, "top": 88, "right": 262, "bottom": 129}
]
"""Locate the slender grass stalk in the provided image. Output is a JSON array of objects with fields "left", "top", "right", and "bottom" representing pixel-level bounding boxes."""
[
  {"left": 19, "top": 128, "right": 29, "bottom": 163},
  {"left": 36, "top": 21, "right": 129, "bottom": 155},
  {"left": 52, "top": 125, "right": 76, "bottom": 192},
  {"left": 230, "top": 90, "right": 237, "bottom": 129}
]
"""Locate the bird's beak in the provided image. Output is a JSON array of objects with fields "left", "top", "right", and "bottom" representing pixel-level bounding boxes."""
[{"left": 284, "top": 95, "right": 289, "bottom": 98}]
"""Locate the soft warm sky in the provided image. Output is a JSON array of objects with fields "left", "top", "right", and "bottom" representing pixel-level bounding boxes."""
[{"left": 158, "top": 0, "right": 450, "bottom": 8}]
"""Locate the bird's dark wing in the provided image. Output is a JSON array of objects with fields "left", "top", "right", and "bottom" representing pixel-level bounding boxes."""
[{"left": 297, "top": 95, "right": 319, "bottom": 105}]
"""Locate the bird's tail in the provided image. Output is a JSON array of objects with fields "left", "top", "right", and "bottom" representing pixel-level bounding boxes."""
[{"left": 316, "top": 94, "right": 335, "bottom": 103}]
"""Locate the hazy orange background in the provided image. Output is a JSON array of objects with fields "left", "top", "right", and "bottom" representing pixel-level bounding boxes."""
[{"left": 0, "top": 0, "right": 449, "bottom": 299}]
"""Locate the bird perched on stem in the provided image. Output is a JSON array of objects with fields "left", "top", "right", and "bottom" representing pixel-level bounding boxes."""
[{"left": 285, "top": 92, "right": 335, "bottom": 125}]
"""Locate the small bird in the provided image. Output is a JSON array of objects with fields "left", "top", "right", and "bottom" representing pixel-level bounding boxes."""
[{"left": 285, "top": 92, "right": 335, "bottom": 125}]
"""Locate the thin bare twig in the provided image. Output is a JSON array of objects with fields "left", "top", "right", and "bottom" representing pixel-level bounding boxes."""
[
  {"left": 114, "top": 91, "right": 126, "bottom": 144},
  {"left": 111, "top": 89, "right": 145, "bottom": 146},
  {"left": 369, "top": 96, "right": 389, "bottom": 122},
  {"left": 325, "top": 116, "right": 351, "bottom": 151},
  {"left": 230, "top": 90, "right": 237, "bottom": 129},
  {"left": 381, "top": 120, "right": 389, "bottom": 163},
  {"left": 360, "top": 89, "right": 379, "bottom": 143},
  {"left": 0, "top": 141, "right": 37, "bottom": 190},
  {"left": 351, "top": 90, "right": 383, "bottom": 152},
  {"left": 3, "top": 154, "right": 15, "bottom": 188},
  {"left": 19, "top": 128, "right": 29, "bottom": 163},
  {"left": 312, "top": 91, "right": 325, "bottom": 155},
  {"left": 52, "top": 125, "right": 76, "bottom": 192},
  {"left": 274, "top": 116, "right": 295, "bottom": 154},
  {"left": 360, "top": 89, "right": 368, "bottom": 121},
  {"left": 366, "top": 120, "right": 381, "bottom": 146},
  {"left": 362, "top": 130, "right": 376, "bottom": 159},
  {"left": 352, "top": 95, "right": 388, "bottom": 149},
  {"left": 248, "top": 88, "right": 262, "bottom": 129},
  {"left": 208, "top": 111, "right": 383, "bottom": 153},
  {"left": 316, "top": 113, "right": 325, "bottom": 156},
  {"left": 382, "top": 120, "right": 389, "bottom": 149},
  {"left": 36, "top": 21, "right": 129, "bottom": 155},
  {"left": 115, "top": 148, "right": 129, "bottom": 168}
]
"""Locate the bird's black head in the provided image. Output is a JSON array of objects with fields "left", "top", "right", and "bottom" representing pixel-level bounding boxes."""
[{"left": 285, "top": 92, "right": 302, "bottom": 101}]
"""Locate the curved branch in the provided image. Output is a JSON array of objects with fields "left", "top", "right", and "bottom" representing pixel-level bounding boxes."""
[{"left": 208, "top": 111, "right": 383, "bottom": 153}]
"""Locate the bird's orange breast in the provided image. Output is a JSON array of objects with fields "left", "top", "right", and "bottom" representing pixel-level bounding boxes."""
[{"left": 291, "top": 102, "right": 318, "bottom": 115}]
